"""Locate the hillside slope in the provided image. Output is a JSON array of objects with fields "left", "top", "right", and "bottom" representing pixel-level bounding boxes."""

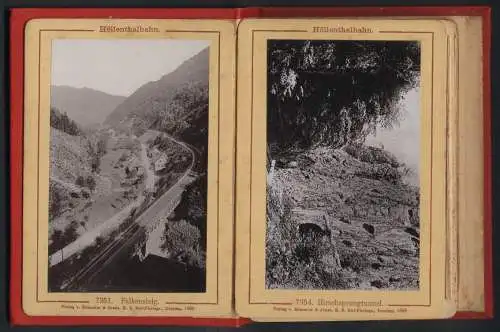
[
  {"left": 50, "top": 128, "right": 94, "bottom": 183},
  {"left": 49, "top": 128, "right": 94, "bottom": 235},
  {"left": 51, "top": 85, "right": 126, "bottom": 127},
  {"left": 266, "top": 144, "right": 420, "bottom": 290}
]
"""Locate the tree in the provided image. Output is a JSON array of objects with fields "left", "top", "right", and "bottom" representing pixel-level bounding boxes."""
[
  {"left": 161, "top": 220, "right": 203, "bottom": 267},
  {"left": 50, "top": 107, "right": 81, "bottom": 136},
  {"left": 267, "top": 40, "right": 420, "bottom": 156},
  {"left": 91, "top": 155, "right": 100, "bottom": 173},
  {"left": 95, "top": 236, "right": 105, "bottom": 247},
  {"left": 49, "top": 229, "right": 64, "bottom": 254},
  {"left": 75, "top": 175, "right": 85, "bottom": 187},
  {"left": 85, "top": 176, "right": 97, "bottom": 193},
  {"left": 63, "top": 220, "right": 79, "bottom": 244},
  {"left": 97, "top": 138, "right": 107, "bottom": 156},
  {"left": 169, "top": 176, "right": 207, "bottom": 249},
  {"left": 49, "top": 187, "right": 63, "bottom": 220}
]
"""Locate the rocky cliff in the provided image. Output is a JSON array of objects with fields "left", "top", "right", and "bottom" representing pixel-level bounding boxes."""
[{"left": 266, "top": 144, "right": 420, "bottom": 290}]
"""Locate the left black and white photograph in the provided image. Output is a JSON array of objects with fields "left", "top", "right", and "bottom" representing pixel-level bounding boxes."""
[{"left": 47, "top": 39, "right": 210, "bottom": 293}]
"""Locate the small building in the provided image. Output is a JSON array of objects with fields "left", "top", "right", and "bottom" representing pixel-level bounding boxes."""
[
  {"left": 136, "top": 166, "right": 144, "bottom": 177},
  {"left": 154, "top": 156, "right": 168, "bottom": 172}
]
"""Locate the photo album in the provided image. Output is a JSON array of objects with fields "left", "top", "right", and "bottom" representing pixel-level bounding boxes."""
[{"left": 9, "top": 7, "right": 492, "bottom": 326}]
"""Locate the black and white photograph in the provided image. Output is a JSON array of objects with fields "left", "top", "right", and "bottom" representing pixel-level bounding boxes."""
[
  {"left": 265, "top": 40, "right": 421, "bottom": 290},
  {"left": 48, "top": 39, "right": 210, "bottom": 293}
]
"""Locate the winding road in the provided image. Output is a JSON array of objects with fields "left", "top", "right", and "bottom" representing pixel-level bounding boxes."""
[{"left": 60, "top": 131, "right": 197, "bottom": 291}]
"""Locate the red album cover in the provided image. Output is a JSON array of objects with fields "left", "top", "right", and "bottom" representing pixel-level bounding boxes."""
[{"left": 9, "top": 6, "right": 491, "bottom": 326}]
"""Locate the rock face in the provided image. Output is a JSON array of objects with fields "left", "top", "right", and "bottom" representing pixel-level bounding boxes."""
[
  {"left": 292, "top": 209, "right": 329, "bottom": 232},
  {"left": 266, "top": 145, "right": 420, "bottom": 290},
  {"left": 362, "top": 223, "right": 375, "bottom": 235}
]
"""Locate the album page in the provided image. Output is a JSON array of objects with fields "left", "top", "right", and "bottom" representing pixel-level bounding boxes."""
[
  {"left": 235, "top": 18, "right": 458, "bottom": 321},
  {"left": 22, "top": 18, "right": 236, "bottom": 317}
]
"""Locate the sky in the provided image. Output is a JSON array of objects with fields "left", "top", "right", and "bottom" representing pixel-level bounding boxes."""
[
  {"left": 365, "top": 88, "right": 420, "bottom": 185},
  {"left": 51, "top": 39, "right": 210, "bottom": 96}
]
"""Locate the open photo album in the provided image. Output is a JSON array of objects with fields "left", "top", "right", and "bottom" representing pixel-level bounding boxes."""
[{"left": 9, "top": 7, "right": 492, "bottom": 326}]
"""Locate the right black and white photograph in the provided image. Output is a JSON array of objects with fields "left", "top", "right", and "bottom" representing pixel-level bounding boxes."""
[{"left": 265, "top": 39, "right": 421, "bottom": 290}]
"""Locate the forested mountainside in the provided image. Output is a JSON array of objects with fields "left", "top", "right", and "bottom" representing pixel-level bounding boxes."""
[
  {"left": 51, "top": 85, "right": 126, "bottom": 127},
  {"left": 104, "top": 47, "right": 209, "bottom": 150}
]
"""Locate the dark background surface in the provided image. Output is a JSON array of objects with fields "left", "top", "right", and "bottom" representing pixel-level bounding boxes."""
[{"left": 0, "top": 0, "right": 498, "bottom": 331}]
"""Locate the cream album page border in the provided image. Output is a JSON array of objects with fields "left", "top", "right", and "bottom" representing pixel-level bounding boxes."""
[
  {"left": 22, "top": 18, "right": 235, "bottom": 317},
  {"left": 235, "top": 18, "right": 455, "bottom": 320}
]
